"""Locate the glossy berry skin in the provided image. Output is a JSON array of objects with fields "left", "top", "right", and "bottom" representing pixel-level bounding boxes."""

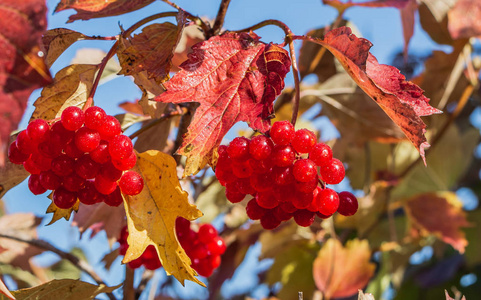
[
  {"left": 337, "top": 191, "right": 358, "bottom": 216},
  {"left": 271, "top": 145, "right": 296, "bottom": 167},
  {"left": 89, "top": 140, "right": 111, "bottom": 164},
  {"left": 256, "top": 192, "right": 279, "bottom": 209},
  {"left": 99, "top": 162, "right": 123, "bottom": 182},
  {"left": 112, "top": 151, "right": 137, "bottom": 171},
  {"left": 53, "top": 187, "right": 78, "bottom": 209},
  {"left": 74, "top": 155, "right": 100, "bottom": 179},
  {"left": 61, "top": 106, "right": 85, "bottom": 131},
  {"left": 317, "top": 188, "right": 340, "bottom": 216},
  {"left": 309, "top": 143, "right": 332, "bottom": 167},
  {"left": 23, "top": 158, "right": 41, "bottom": 174},
  {"left": 104, "top": 186, "right": 123, "bottom": 206},
  {"left": 28, "top": 174, "right": 47, "bottom": 195},
  {"left": 246, "top": 198, "right": 267, "bottom": 220},
  {"left": 16, "top": 130, "right": 36, "bottom": 154},
  {"left": 27, "top": 119, "right": 50, "bottom": 143},
  {"left": 294, "top": 209, "right": 315, "bottom": 227},
  {"left": 207, "top": 236, "right": 226, "bottom": 256},
  {"left": 260, "top": 212, "right": 281, "bottom": 230},
  {"left": 75, "top": 127, "right": 100, "bottom": 152},
  {"left": 39, "top": 170, "right": 61, "bottom": 190},
  {"left": 98, "top": 116, "right": 121, "bottom": 140},
  {"left": 320, "top": 158, "right": 345, "bottom": 184},
  {"left": 63, "top": 173, "right": 85, "bottom": 192},
  {"left": 84, "top": 106, "right": 106, "bottom": 130},
  {"left": 50, "top": 122, "right": 74, "bottom": 146},
  {"left": 227, "top": 137, "right": 250, "bottom": 160},
  {"left": 119, "top": 171, "right": 144, "bottom": 195},
  {"left": 270, "top": 121, "right": 295, "bottom": 145},
  {"left": 292, "top": 129, "right": 316, "bottom": 154},
  {"left": 8, "top": 141, "right": 30, "bottom": 164},
  {"left": 109, "top": 135, "right": 133, "bottom": 160},
  {"left": 293, "top": 159, "right": 318, "bottom": 182},
  {"left": 248, "top": 135, "right": 274, "bottom": 160},
  {"left": 198, "top": 224, "right": 217, "bottom": 244},
  {"left": 94, "top": 175, "right": 118, "bottom": 195},
  {"left": 51, "top": 154, "right": 74, "bottom": 176},
  {"left": 78, "top": 181, "right": 103, "bottom": 205}
]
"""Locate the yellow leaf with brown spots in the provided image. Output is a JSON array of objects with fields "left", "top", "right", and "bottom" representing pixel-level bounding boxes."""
[{"left": 46, "top": 199, "right": 79, "bottom": 225}]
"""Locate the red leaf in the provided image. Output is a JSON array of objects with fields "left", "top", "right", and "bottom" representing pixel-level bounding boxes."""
[
  {"left": 448, "top": 0, "right": 481, "bottom": 39},
  {"left": 0, "top": 0, "right": 52, "bottom": 166},
  {"left": 296, "top": 27, "right": 441, "bottom": 163},
  {"left": 155, "top": 32, "right": 291, "bottom": 175},
  {"left": 400, "top": 0, "right": 417, "bottom": 57},
  {"left": 54, "top": 0, "right": 155, "bottom": 23}
]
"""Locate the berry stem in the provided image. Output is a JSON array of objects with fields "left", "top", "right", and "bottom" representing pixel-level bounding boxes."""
[
  {"left": 286, "top": 34, "right": 301, "bottom": 126},
  {"left": 211, "top": 0, "right": 232, "bottom": 36},
  {"left": 232, "top": 19, "right": 292, "bottom": 38},
  {"left": 124, "top": 265, "right": 135, "bottom": 300}
]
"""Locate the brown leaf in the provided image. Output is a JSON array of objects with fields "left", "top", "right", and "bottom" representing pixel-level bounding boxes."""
[
  {"left": 10, "top": 279, "right": 120, "bottom": 300},
  {"left": 405, "top": 192, "right": 470, "bottom": 253},
  {"left": 42, "top": 28, "right": 87, "bottom": 68},
  {"left": 31, "top": 64, "right": 98, "bottom": 121},
  {"left": 119, "top": 12, "right": 186, "bottom": 83},
  {"left": 0, "top": 0, "right": 52, "bottom": 166},
  {"left": 448, "top": 0, "right": 481, "bottom": 39},
  {"left": 45, "top": 199, "right": 79, "bottom": 225},
  {"left": 313, "top": 238, "right": 375, "bottom": 299},
  {"left": 0, "top": 137, "right": 30, "bottom": 198},
  {"left": 445, "top": 290, "right": 467, "bottom": 300},
  {"left": 72, "top": 202, "right": 126, "bottom": 247},
  {"left": 418, "top": 0, "right": 456, "bottom": 45},
  {"left": 0, "top": 277, "right": 14, "bottom": 300},
  {"left": 54, "top": 0, "right": 155, "bottom": 23},
  {"left": 101, "top": 248, "right": 120, "bottom": 271},
  {"left": 0, "top": 213, "right": 43, "bottom": 272}
]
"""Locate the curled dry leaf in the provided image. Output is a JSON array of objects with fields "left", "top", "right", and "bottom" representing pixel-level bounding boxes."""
[
  {"left": 45, "top": 198, "right": 79, "bottom": 225},
  {"left": 54, "top": 0, "right": 155, "bottom": 23},
  {"left": 155, "top": 32, "right": 291, "bottom": 176},
  {"left": 0, "top": 0, "right": 52, "bottom": 166},
  {"left": 313, "top": 238, "right": 375, "bottom": 299},
  {"left": 42, "top": 28, "right": 87, "bottom": 68},
  {"left": 297, "top": 27, "right": 441, "bottom": 164},
  {"left": 122, "top": 150, "right": 204, "bottom": 286},
  {"left": 0, "top": 277, "right": 14, "bottom": 300},
  {"left": 404, "top": 192, "right": 470, "bottom": 253}
]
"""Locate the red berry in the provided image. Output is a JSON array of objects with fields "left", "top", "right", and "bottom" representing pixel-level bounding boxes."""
[
  {"left": 249, "top": 135, "right": 274, "bottom": 160},
  {"left": 273, "top": 205, "right": 292, "bottom": 221},
  {"left": 231, "top": 159, "right": 254, "bottom": 178},
  {"left": 38, "top": 140, "right": 62, "bottom": 159},
  {"left": 112, "top": 151, "right": 137, "bottom": 171},
  {"left": 294, "top": 209, "right": 315, "bottom": 227},
  {"left": 104, "top": 186, "right": 123, "bottom": 206},
  {"left": 215, "top": 167, "right": 236, "bottom": 186},
  {"left": 39, "top": 170, "right": 61, "bottom": 190},
  {"left": 270, "top": 121, "right": 295, "bottom": 145},
  {"left": 292, "top": 191, "right": 314, "bottom": 209},
  {"left": 64, "top": 141, "right": 84, "bottom": 158},
  {"left": 225, "top": 188, "right": 246, "bottom": 203},
  {"left": 235, "top": 178, "right": 255, "bottom": 195},
  {"left": 193, "top": 258, "right": 214, "bottom": 277},
  {"left": 256, "top": 192, "right": 279, "bottom": 209},
  {"left": 249, "top": 157, "right": 273, "bottom": 174},
  {"left": 260, "top": 212, "right": 281, "bottom": 230},
  {"left": 78, "top": 181, "right": 104, "bottom": 205},
  {"left": 119, "top": 171, "right": 144, "bottom": 195},
  {"left": 320, "top": 158, "right": 345, "bottom": 184},
  {"left": 317, "top": 188, "right": 340, "bottom": 216},
  {"left": 309, "top": 143, "right": 332, "bottom": 166},
  {"left": 27, "top": 119, "right": 50, "bottom": 143},
  {"left": 50, "top": 122, "right": 74, "bottom": 146},
  {"left": 51, "top": 154, "right": 74, "bottom": 176},
  {"left": 271, "top": 145, "right": 296, "bottom": 167},
  {"left": 198, "top": 224, "right": 218, "bottom": 244},
  {"left": 28, "top": 174, "right": 47, "bottom": 195},
  {"left": 30, "top": 152, "right": 52, "bottom": 171},
  {"left": 61, "top": 106, "right": 85, "bottom": 131},
  {"left": 8, "top": 141, "right": 30, "bottom": 164},
  {"left": 272, "top": 166, "right": 295, "bottom": 186},
  {"left": 23, "top": 158, "right": 41, "bottom": 174},
  {"left": 190, "top": 243, "right": 209, "bottom": 260},
  {"left": 94, "top": 175, "right": 118, "bottom": 195},
  {"left": 246, "top": 198, "right": 267, "bottom": 220},
  {"left": 74, "top": 155, "right": 100, "bottom": 179},
  {"left": 292, "top": 129, "right": 316, "bottom": 154},
  {"left": 250, "top": 172, "right": 274, "bottom": 192},
  {"left": 337, "top": 191, "right": 358, "bottom": 216},
  {"left": 89, "top": 140, "right": 111, "bottom": 164},
  {"left": 99, "top": 162, "right": 123, "bottom": 182},
  {"left": 53, "top": 187, "right": 78, "bottom": 209},
  {"left": 128, "top": 257, "right": 143, "bottom": 269},
  {"left": 227, "top": 137, "right": 250, "bottom": 160},
  {"left": 85, "top": 106, "right": 106, "bottom": 130},
  {"left": 207, "top": 236, "right": 226, "bottom": 255},
  {"left": 175, "top": 217, "right": 191, "bottom": 236},
  {"left": 98, "top": 115, "right": 121, "bottom": 140},
  {"left": 280, "top": 201, "right": 297, "bottom": 213},
  {"left": 16, "top": 130, "right": 36, "bottom": 155},
  {"left": 294, "top": 178, "right": 318, "bottom": 193},
  {"left": 208, "top": 255, "right": 221, "bottom": 269},
  {"left": 109, "top": 135, "right": 133, "bottom": 161},
  {"left": 293, "top": 159, "right": 317, "bottom": 182},
  {"left": 63, "top": 173, "right": 85, "bottom": 192},
  {"left": 75, "top": 127, "right": 100, "bottom": 153}
]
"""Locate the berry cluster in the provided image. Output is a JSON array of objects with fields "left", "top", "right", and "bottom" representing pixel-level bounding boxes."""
[
  {"left": 215, "top": 121, "right": 358, "bottom": 230},
  {"left": 8, "top": 106, "right": 144, "bottom": 209},
  {"left": 118, "top": 218, "right": 226, "bottom": 277}
]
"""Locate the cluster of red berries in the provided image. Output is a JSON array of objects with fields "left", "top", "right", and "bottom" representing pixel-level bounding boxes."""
[
  {"left": 118, "top": 218, "right": 226, "bottom": 277},
  {"left": 215, "top": 121, "right": 358, "bottom": 230},
  {"left": 8, "top": 106, "right": 144, "bottom": 209}
]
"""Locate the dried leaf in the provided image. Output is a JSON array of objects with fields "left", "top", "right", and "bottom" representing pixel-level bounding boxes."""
[
  {"left": 171, "top": 24, "right": 205, "bottom": 72},
  {"left": 123, "top": 150, "right": 204, "bottom": 286},
  {"left": 0, "top": 0, "right": 52, "bottom": 166},
  {"left": 31, "top": 64, "right": 97, "bottom": 121},
  {"left": 404, "top": 192, "right": 470, "bottom": 253},
  {"left": 45, "top": 199, "right": 79, "bottom": 225},
  {"left": 10, "top": 279, "right": 120, "bottom": 300},
  {"left": 418, "top": 0, "right": 455, "bottom": 45},
  {"left": 313, "top": 238, "right": 375, "bottom": 299},
  {"left": 302, "top": 27, "right": 441, "bottom": 163},
  {"left": 155, "top": 32, "right": 291, "bottom": 176},
  {"left": 42, "top": 28, "right": 88, "bottom": 67},
  {"left": 54, "top": 0, "right": 155, "bottom": 23},
  {"left": 359, "top": 290, "right": 376, "bottom": 300},
  {"left": 72, "top": 202, "right": 126, "bottom": 247},
  {"left": 0, "top": 213, "right": 43, "bottom": 272},
  {"left": 0, "top": 278, "right": 14, "bottom": 300},
  {"left": 447, "top": 0, "right": 481, "bottom": 39},
  {"left": 119, "top": 12, "right": 186, "bottom": 83},
  {"left": 0, "top": 159, "right": 29, "bottom": 199},
  {"left": 101, "top": 248, "right": 120, "bottom": 271}
]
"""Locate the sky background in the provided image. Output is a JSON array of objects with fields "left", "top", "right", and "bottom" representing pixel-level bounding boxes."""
[{"left": 2, "top": 0, "right": 455, "bottom": 299}]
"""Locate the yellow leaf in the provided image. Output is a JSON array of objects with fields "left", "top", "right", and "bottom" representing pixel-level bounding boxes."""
[
  {"left": 123, "top": 150, "right": 203, "bottom": 286},
  {"left": 46, "top": 199, "right": 79, "bottom": 225},
  {"left": 42, "top": 28, "right": 87, "bottom": 68},
  {"left": 0, "top": 278, "right": 14, "bottom": 300}
]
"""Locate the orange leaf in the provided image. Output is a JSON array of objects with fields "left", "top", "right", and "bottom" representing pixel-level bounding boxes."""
[
  {"left": 313, "top": 238, "right": 375, "bottom": 299},
  {"left": 405, "top": 192, "right": 470, "bottom": 253}
]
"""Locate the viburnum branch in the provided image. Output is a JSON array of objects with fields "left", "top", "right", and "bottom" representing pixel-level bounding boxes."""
[
  {"left": 124, "top": 266, "right": 135, "bottom": 300},
  {"left": 160, "top": 0, "right": 211, "bottom": 36},
  {"left": 231, "top": 19, "right": 291, "bottom": 37},
  {"left": 173, "top": 103, "right": 195, "bottom": 164},
  {"left": 128, "top": 106, "right": 187, "bottom": 140},
  {"left": 286, "top": 34, "right": 301, "bottom": 126},
  {"left": 212, "top": 0, "right": 232, "bottom": 36},
  {"left": 0, "top": 234, "right": 116, "bottom": 300}
]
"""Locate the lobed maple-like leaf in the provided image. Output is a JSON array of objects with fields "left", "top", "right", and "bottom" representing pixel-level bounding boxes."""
[
  {"left": 54, "top": 0, "right": 155, "bottom": 23},
  {"left": 0, "top": 0, "right": 52, "bottom": 166},
  {"left": 297, "top": 27, "right": 441, "bottom": 163},
  {"left": 405, "top": 192, "right": 470, "bottom": 253},
  {"left": 447, "top": 0, "right": 481, "bottom": 39},
  {"left": 155, "top": 32, "right": 291, "bottom": 176},
  {"left": 118, "top": 12, "right": 186, "bottom": 83},
  {"left": 313, "top": 238, "right": 375, "bottom": 299},
  {"left": 122, "top": 150, "right": 204, "bottom": 286}
]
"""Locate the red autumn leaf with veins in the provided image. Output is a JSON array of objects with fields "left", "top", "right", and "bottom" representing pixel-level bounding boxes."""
[
  {"left": 296, "top": 27, "right": 441, "bottom": 163},
  {"left": 55, "top": 0, "right": 155, "bottom": 23},
  {"left": 0, "top": 0, "right": 52, "bottom": 166},
  {"left": 155, "top": 32, "right": 291, "bottom": 176}
]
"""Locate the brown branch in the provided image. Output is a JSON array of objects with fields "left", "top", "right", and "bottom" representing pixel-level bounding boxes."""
[
  {"left": 0, "top": 234, "right": 116, "bottom": 300},
  {"left": 128, "top": 106, "right": 187, "bottom": 140},
  {"left": 160, "top": 0, "right": 211, "bottom": 36},
  {"left": 173, "top": 104, "right": 195, "bottom": 164},
  {"left": 212, "top": 0, "right": 232, "bottom": 36},
  {"left": 124, "top": 267, "right": 135, "bottom": 300},
  {"left": 286, "top": 34, "right": 301, "bottom": 126}
]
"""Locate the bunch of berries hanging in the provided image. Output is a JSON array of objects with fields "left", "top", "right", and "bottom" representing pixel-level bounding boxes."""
[
  {"left": 118, "top": 218, "right": 226, "bottom": 277},
  {"left": 215, "top": 121, "right": 358, "bottom": 229},
  {"left": 8, "top": 106, "right": 144, "bottom": 209}
]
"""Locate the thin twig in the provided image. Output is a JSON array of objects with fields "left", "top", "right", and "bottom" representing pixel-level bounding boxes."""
[
  {"left": 286, "top": 34, "right": 301, "bottom": 126},
  {"left": 160, "top": 0, "right": 211, "bottom": 36},
  {"left": 128, "top": 107, "right": 187, "bottom": 140},
  {"left": 231, "top": 19, "right": 292, "bottom": 37},
  {"left": 212, "top": 0, "right": 232, "bottom": 36},
  {"left": 0, "top": 234, "right": 116, "bottom": 300}
]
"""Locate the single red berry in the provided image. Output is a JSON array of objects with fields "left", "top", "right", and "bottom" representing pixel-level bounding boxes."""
[
  {"left": 112, "top": 151, "right": 137, "bottom": 171},
  {"left": 249, "top": 157, "right": 273, "bottom": 174},
  {"left": 231, "top": 159, "right": 254, "bottom": 178},
  {"left": 84, "top": 106, "right": 106, "bottom": 130},
  {"left": 208, "top": 255, "right": 221, "bottom": 269},
  {"left": 8, "top": 141, "right": 30, "bottom": 164},
  {"left": 320, "top": 158, "right": 345, "bottom": 184},
  {"left": 256, "top": 192, "right": 279, "bottom": 209},
  {"left": 39, "top": 170, "right": 61, "bottom": 190},
  {"left": 193, "top": 258, "right": 214, "bottom": 277},
  {"left": 337, "top": 191, "right": 358, "bottom": 216},
  {"left": 225, "top": 188, "right": 246, "bottom": 203},
  {"left": 271, "top": 145, "right": 296, "bottom": 167},
  {"left": 99, "top": 162, "right": 123, "bottom": 182},
  {"left": 292, "top": 191, "right": 314, "bottom": 210},
  {"left": 89, "top": 140, "right": 111, "bottom": 164},
  {"left": 30, "top": 152, "right": 52, "bottom": 171},
  {"left": 272, "top": 166, "right": 295, "bottom": 186},
  {"left": 294, "top": 178, "right": 318, "bottom": 193},
  {"left": 190, "top": 243, "right": 209, "bottom": 260},
  {"left": 50, "top": 122, "right": 74, "bottom": 146},
  {"left": 273, "top": 185, "right": 296, "bottom": 203},
  {"left": 234, "top": 178, "right": 255, "bottom": 195},
  {"left": 246, "top": 198, "right": 267, "bottom": 220},
  {"left": 109, "top": 135, "right": 133, "bottom": 161},
  {"left": 309, "top": 143, "right": 332, "bottom": 167},
  {"left": 250, "top": 172, "right": 274, "bottom": 192},
  {"left": 23, "top": 158, "right": 41, "bottom": 174},
  {"left": 127, "top": 257, "right": 143, "bottom": 269},
  {"left": 75, "top": 154, "right": 100, "bottom": 179},
  {"left": 316, "top": 211, "right": 332, "bottom": 219},
  {"left": 249, "top": 135, "right": 274, "bottom": 160},
  {"left": 260, "top": 212, "right": 281, "bottom": 230},
  {"left": 63, "top": 173, "right": 85, "bottom": 192},
  {"left": 270, "top": 121, "right": 295, "bottom": 145},
  {"left": 61, "top": 106, "right": 85, "bottom": 131},
  {"left": 28, "top": 174, "right": 47, "bottom": 195},
  {"left": 119, "top": 171, "right": 144, "bottom": 195},
  {"left": 16, "top": 130, "right": 36, "bottom": 155},
  {"left": 293, "top": 159, "right": 318, "bottom": 183},
  {"left": 94, "top": 175, "right": 118, "bottom": 195},
  {"left": 215, "top": 167, "right": 236, "bottom": 186},
  {"left": 207, "top": 236, "right": 226, "bottom": 256},
  {"left": 51, "top": 154, "right": 74, "bottom": 176},
  {"left": 273, "top": 205, "right": 292, "bottom": 221},
  {"left": 227, "top": 137, "right": 250, "bottom": 160},
  {"left": 27, "top": 119, "right": 50, "bottom": 143},
  {"left": 78, "top": 181, "right": 104, "bottom": 205},
  {"left": 38, "top": 140, "right": 62, "bottom": 159},
  {"left": 53, "top": 187, "right": 78, "bottom": 209},
  {"left": 280, "top": 201, "right": 297, "bottom": 213},
  {"left": 175, "top": 217, "right": 191, "bottom": 236},
  {"left": 198, "top": 224, "right": 218, "bottom": 244},
  {"left": 98, "top": 115, "right": 121, "bottom": 140},
  {"left": 292, "top": 129, "right": 316, "bottom": 154},
  {"left": 293, "top": 209, "right": 315, "bottom": 227},
  {"left": 104, "top": 186, "right": 123, "bottom": 206},
  {"left": 75, "top": 127, "right": 100, "bottom": 153},
  {"left": 64, "top": 141, "right": 84, "bottom": 159},
  {"left": 317, "top": 188, "right": 340, "bottom": 216}
]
